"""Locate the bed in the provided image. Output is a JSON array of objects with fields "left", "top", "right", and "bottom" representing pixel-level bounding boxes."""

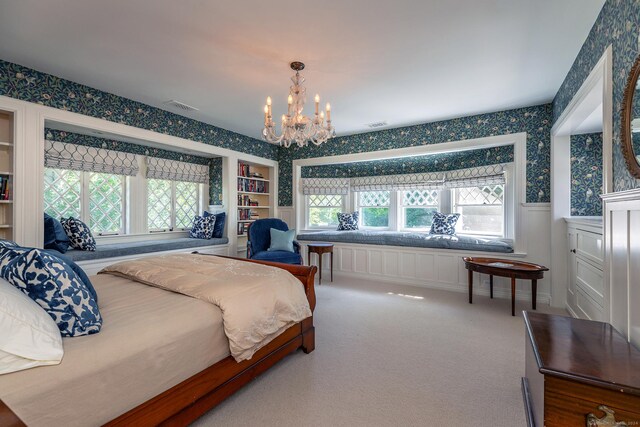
[{"left": 0, "top": 254, "right": 317, "bottom": 426}]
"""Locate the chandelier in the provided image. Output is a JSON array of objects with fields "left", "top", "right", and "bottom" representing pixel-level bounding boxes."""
[{"left": 262, "top": 61, "right": 335, "bottom": 148}]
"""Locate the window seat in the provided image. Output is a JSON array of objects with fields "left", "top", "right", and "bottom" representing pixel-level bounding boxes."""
[
  {"left": 297, "top": 231, "right": 513, "bottom": 253},
  {"left": 48, "top": 237, "right": 229, "bottom": 262}
]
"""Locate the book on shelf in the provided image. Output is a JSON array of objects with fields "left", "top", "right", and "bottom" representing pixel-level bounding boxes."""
[
  {"left": 237, "top": 178, "right": 267, "bottom": 193},
  {"left": 237, "top": 222, "right": 250, "bottom": 235},
  {"left": 0, "top": 176, "right": 11, "bottom": 201}
]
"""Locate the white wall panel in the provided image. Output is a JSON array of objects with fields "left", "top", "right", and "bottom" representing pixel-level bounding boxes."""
[{"left": 603, "top": 189, "right": 640, "bottom": 347}]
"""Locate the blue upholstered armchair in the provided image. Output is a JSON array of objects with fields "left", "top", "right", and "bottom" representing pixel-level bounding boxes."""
[{"left": 247, "top": 218, "right": 302, "bottom": 265}]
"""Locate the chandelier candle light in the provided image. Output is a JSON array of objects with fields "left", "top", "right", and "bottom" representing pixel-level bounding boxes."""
[{"left": 262, "top": 61, "right": 335, "bottom": 148}]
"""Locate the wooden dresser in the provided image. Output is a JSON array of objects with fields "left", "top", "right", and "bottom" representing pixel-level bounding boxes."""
[{"left": 522, "top": 311, "right": 640, "bottom": 426}]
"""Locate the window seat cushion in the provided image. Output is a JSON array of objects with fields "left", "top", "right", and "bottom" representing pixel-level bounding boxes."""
[
  {"left": 46, "top": 237, "right": 229, "bottom": 262},
  {"left": 297, "top": 231, "right": 513, "bottom": 253}
]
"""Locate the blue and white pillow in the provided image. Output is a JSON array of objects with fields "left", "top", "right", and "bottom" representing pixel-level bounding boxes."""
[
  {"left": 337, "top": 212, "right": 359, "bottom": 231},
  {"left": 190, "top": 215, "right": 216, "bottom": 239},
  {"left": 61, "top": 217, "right": 96, "bottom": 251},
  {"left": 0, "top": 246, "right": 102, "bottom": 337},
  {"left": 429, "top": 212, "right": 460, "bottom": 235}
]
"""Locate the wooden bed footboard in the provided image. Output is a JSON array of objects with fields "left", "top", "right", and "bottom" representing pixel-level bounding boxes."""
[{"left": 0, "top": 255, "right": 317, "bottom": 427}]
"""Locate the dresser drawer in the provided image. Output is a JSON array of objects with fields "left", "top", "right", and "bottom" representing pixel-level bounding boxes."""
[
  {"left": 575, "top": 287, "right": 604, "bottom": 321},
  {"left": 575, "top": 256, "right": 604, "bottom": 303},
  {"left": 544, "top": 377, "right": 640, "bottom": 427},
  {"left": 575, "top": 228, "right": 603, "bottom": 266}
]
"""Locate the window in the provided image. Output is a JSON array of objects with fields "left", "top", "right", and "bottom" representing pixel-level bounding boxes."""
[
  {"left": 453, "top": 184, "right": 504, "bottom": 236},
  {"left": 358, "top": 191, "right": 390, "bottom": 228},
  {"left": 402, "top": 189, "right": 438, "bottom": 229},
  {"left": 307, "top": 194, "right": 343, "bottom": 228},
  {"left": 147, "top": 179, "right": 200, "bottom": 231},
  {"left": 44, "top": 168, "right": 125, "bottom": 234}
]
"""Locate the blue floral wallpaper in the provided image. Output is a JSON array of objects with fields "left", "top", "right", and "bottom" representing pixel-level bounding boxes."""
[
  {"left": 45, "top": 128, "right": 223, "bottom": 204},
  {"left": 279, "top": 104, "right": 552, "bottom": 206},
  {"left": 553, "top": 0, "right": 640, "bottom": 192},
  {"left": 0, "top": 60, "right": 277, "bottom": 161},
  {"left": 571, "top": 133, "right": 603, "bottom": 216},
  {"left": 302, "top": 145, "right": 513, "bottom": 178}
]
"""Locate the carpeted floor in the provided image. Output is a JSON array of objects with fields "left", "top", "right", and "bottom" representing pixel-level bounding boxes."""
[{"left": 193, "top": 277, "right": 566, "bottom": 427}]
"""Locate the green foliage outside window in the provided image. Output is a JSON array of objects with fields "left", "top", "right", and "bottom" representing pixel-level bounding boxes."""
[
  {"left": 361, "top": 207, "right": 389, "bottom": 227},
  {"left": 404, "top": 207, "right": 437, "bottom": 228}
]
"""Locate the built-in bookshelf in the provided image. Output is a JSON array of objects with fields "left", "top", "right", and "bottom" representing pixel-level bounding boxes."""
[
  {"left": 237, "top": 160, "right": 273, "bottom": 257},
  {"left": 0, "top": 111, "right": 14, "bottom": 241}
]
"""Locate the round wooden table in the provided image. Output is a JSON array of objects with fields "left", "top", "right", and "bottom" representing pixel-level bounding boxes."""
[
  {"left": 307, "top": 242, "right": 334, "bottom": 285},
  {"left": 463, "top": 257, "right": 549, "bottom": 316}
]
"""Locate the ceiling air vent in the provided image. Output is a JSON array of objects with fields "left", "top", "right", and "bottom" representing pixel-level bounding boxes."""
[
  {"left": 163, "top": 100, "right": 199, "bottom": 112},
  {"left": 367, "top": 121, "right": 388, "bottom": 128}
]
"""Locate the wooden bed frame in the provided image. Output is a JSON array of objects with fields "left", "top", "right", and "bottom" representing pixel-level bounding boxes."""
[{"left": 0, "top": 255, "right": 317, "bottom": 427}]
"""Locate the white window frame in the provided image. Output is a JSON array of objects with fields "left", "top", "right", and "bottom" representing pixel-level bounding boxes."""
[
  {"left": 44, "top": 167, "right": 128, "bottom": 236},
  {"left": 305, "top": 194, "right": 347, "bottom": 230},
  {"left": 146, "top": 179, "right": 204, "bottom": 233},
  {"left": 355, "top": 190, "right": 395, "bottom": 230},
  {"left": 301, "top": 177, "right": 513, "bottom": 240},
  {"left": 399, "top": 189, "right": 440, "bottom": 232},
  {"left": 450, "top": 184, "right": 506, "bottom": 238}
]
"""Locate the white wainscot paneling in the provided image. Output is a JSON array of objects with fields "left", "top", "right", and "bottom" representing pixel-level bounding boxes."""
[
  {"left": 603, "top": 189, "right": 640, "bottom": 348},
  {"left": 277, "top": 207, "right": 295, "bottom": 228},
  {"left": 299, "top": 205, "right": 551, "bottom": 304}
]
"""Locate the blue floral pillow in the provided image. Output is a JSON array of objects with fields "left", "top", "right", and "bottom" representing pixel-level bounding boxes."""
[
  {"left": 203, "top": 211, "right": 226, "bottom": 238},
  {"left": 0, "top": 246, "right": 102, "bottom": 337},
  {"left": 190, "top": 215, "right": 216, "bottom": 239},
  {"left": 61, "top": 217, "right": 96, "bottom": 251},
  {"left": 337, "top": 212, "right": 359, "bottom": 231},
  {"left": 429, "top": 212, "right": 460, "bottom": 235}
]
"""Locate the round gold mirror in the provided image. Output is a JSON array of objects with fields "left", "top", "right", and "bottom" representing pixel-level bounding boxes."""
[{"left": 621, "top": 54, "right": 640, "bottom": 179}]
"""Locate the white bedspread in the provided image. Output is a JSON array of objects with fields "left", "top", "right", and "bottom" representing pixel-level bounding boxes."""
[{"left": 100, "top": 254, "right": 312, "bottom": 361}]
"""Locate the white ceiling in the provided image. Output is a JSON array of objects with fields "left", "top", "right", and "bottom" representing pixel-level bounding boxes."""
[{"left": 0, "top": 0, "right": 605, "bottom": 139}]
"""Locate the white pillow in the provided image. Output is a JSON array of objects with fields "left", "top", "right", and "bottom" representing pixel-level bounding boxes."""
[{"left": 0, "top": 278, "right": 63, "bottom": 374}]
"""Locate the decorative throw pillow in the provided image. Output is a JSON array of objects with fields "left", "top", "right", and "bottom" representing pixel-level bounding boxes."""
[
  {"left": 204, "top": 211, "right": 226, "bottom": 238},
  {"left": 0, "top": 246, "right": 102, "bottom": 337},
  {"left": 268, "top": 228, "right": 296, "bottom": 252},
  {"left": 0, "top": 239, "right": 18, "bottom": 249},
  {"left": 61, "top": 217, "right": 97, "bottom": 251},
  {"left": 429, "top": 212, "right": 460, "bottom": 235},
  {"left": 44, "top": 213, "right": 71, "bottom": 253},
  {"left": 0, "top": 278, "right": 64, "bottom": 374},
  {"left": 48, "top": 251, "right": 99, "bottom": 303},
  {"left": 337, "top": 212, "right": 359, "bottom": 231},
  {"left": 190, "top": 215, "right": 216, "bottom": 239}
]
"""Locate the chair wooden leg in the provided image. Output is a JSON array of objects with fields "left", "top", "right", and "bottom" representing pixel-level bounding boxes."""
[
  {"left": 318, "top": 253, "right": 322, "bottom": 285},
  {"left": 330, "top": 252, "right": 333, "bottom": 282},
  {"left": 531, "top": 279, "right": 537, "bottom": 310},
  {"left": 511, "top": 277, "right": 516, "bottom": 316},
  {"left": 490, "top": 275, "right": 494, "bottom": 299},
  {"left": 307, "top": 249, "right": 311, "bottom": 267}
]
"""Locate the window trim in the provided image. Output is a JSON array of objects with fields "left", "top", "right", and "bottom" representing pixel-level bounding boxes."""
[
  {"left": 399, "top": 189, "right": 439, "bottom": 232},
  {"left": 355, "top": 190, "right": 394, "bottom": 230},
  {"left": 451, "top": 184, "right": 506, "bottom": 238},
  {"left": 44, "top": 168, "right": 127, "bottom": 235},
  {"left": 302, "top": 175, "right": 513, "bottom": 240},
  {"left": 305, "top": 194, "right": 346, "bottom": 230},
  {"left": 146, "top": 179, "right": 203, "bottom": 233}
]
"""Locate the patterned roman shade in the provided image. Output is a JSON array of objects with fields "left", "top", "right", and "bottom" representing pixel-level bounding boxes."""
[
  {"left": 350, "top": 172, "right": 445, "bottom": 192},
  {"left": 44, "top": 140, "right": 139, "bottom": 176},
  {"left": 301, "top": 164, "right": 509, "bottom": 194},
  {"left": 443, "top": 164, "right": 507, "bottom": 189},
  {"left": 146, "top": 157, "right": 209, "bottom": 184},
  {"left": 301, "top": 177, "right": 350, "bottom": 195}
]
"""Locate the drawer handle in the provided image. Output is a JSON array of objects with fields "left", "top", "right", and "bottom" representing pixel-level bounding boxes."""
[
  {"left": 586, "top": 405, "right": 629, "bottom": 427},
  {"left": 570, "top": 249, "right": 576, "bottom": 253}
]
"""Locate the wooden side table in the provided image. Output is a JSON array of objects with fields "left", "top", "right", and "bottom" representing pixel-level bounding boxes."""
[
  {"left": 307, "top": 243, "right": 334, "bottom": 285},
  {"left": 463, "top": 257, "right": 548, "bottom": 316}
]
